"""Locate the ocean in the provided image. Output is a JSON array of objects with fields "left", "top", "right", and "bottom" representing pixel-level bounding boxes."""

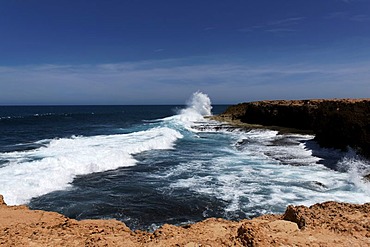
[{"left": 0, "top": 92, "right": 369, "bottom": 231}]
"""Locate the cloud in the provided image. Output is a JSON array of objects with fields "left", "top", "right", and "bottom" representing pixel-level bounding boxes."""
[
  {"left": 238, "top": 16, "right": 304, "bottom": 34},
  {"left": 325, "top": 12, "right": 370, "bottom": 22},
  {"left": 203, "top": 27, "right": 216, "bottom": 31},
  {"left": 268, "top": 17, "right": 305, "bottom": 26},
  {"left": 265, "top": 28, "right": 296, "bottom": 33},
  {"left": 350, "top": 14, "right": 370, "bottom": 22},
  {"left": 339, "top": 0, "right": 363, "bottom": 3},
  {"left": 1, "top": 53, "right": 370, "bottom": 104},
  {"left": 237, "top": 26, "right": 261, "bottom": 33},
  {"left": 325, "top": 12, "right": 348, "bottom": 19}
]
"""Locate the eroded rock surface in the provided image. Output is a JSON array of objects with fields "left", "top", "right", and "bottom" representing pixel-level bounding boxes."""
[
  {"left": 217, "top": 99, "right": 370, "bottom": 157},
  {"left": 1, "top": 195, "right": 369, "bottom": 246}
]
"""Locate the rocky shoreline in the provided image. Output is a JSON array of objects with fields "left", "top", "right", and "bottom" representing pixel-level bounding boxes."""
[
  {"left": 1, "top": 195, "right": 369, "bottom": 246},
  {"left": 2, "top": 99, "right": 370, "bottom": 246},
  {"left": 213, "top": 99, "right": 370, "bottom": 158}
]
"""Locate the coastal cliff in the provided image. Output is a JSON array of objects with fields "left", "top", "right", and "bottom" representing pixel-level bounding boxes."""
[
  {"left": 216, "top": 99, "right": 370, "bottom": 157},
  {"left": 1, "top": 195, "right": 370, "bottom": 246}
]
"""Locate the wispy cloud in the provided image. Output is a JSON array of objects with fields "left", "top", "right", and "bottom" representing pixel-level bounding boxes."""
[
  {"left": 325, "top": 12, "right": 348, "bottom": 19},
  {"left": 265, "top": 28, "right": 296, "bottom": 33},
  {"left": 340, "top": 0, "right": 361, "bottom": 3},
  {"left": 237, "top": 26, "right": 261, "bottom": 33},
  {"left": 238, "top": 16, "right": 305, "bottom": 34},
  {"left": 350, "top": 14, "right": 370, "bottom": 22},
  {"left": 153, "top": 49, "right": 165, "bottom": 53},
  {"left": 203, "top": 27, "right": 216, "bottom": 31},
  {"left": 1, "top": 54, "right": 370, "bottom": 104},
  {"left": 268, "top": 17, "right": 305, "bottom": 26},
  {"left": 325, "top": 12, "right": 370, "bottom": 22}
]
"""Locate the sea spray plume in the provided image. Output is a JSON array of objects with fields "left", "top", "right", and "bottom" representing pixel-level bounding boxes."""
[
  {"left": 158, "top": 92, "right": 213, "bottom": 130},
  {"left": 336, "top": 154, "right": 370, "bottom": 192},
  {"left": 186, "top": 91, "right": 213, "bottom": 116},
  {"left": 175, "top": 92, "right": 213, "bottom": 124}
]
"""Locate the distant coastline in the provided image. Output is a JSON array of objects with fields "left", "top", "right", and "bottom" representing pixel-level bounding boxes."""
[{"left": 212, "top": 98, "right": 370, "bottom": 159}]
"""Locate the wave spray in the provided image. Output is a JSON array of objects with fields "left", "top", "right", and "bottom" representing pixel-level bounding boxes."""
[
  {"left": 185, "top": 91, "right": 212, "bottom": 116},
  {"left": 174, "top": 91, "right": 213, "bottom": 124}
]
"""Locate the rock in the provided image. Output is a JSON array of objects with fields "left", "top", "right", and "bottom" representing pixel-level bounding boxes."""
[
  {"left": 1, "top": 194, "right": 370, "bottom": 246},
  {"left": 364, "top": 173, "right": 370, "bottom": 182},
  {"left": 0, "top": 195, "right": 6, "bottom": 206},
  {"left": 282, "top": 205, "right": 307, "bottom": 229},
  {"left": 267, "top": 220, "right": 299, "bottom": 233},
  {"left": 237, "top": 221, "right": 269, "bottom": 247},
  {"left": 184, "top": 242, "right": 201, "bottom": 247},
  {"left": 219, "top": 99, "right": 370, "bottom": 158}
]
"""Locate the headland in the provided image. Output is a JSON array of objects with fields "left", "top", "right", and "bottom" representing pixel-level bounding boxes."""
[{"left": 213, "top": 98, "right": 370, "bottom": 158}]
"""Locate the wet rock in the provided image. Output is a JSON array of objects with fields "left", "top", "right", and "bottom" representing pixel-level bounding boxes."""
[
  {"left": 364, "top": 173, "right": 370, "bottom": 182},
  {"left": 312, "top": 181, "right": 327, "bottom": 188}
]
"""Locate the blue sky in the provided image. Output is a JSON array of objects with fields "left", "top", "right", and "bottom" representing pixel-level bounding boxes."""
[{"left": 1, "top": 0, "right": 369, "bottom": 105}]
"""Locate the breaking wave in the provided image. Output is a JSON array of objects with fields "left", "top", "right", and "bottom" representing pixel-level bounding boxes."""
[{"left": 0, "top": 127, "right": 182, "bottom": 205}]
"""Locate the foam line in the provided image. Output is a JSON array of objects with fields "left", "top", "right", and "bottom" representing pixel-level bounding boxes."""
[{"left": 0, "top": 127, "right": 183, "bottom": 205}]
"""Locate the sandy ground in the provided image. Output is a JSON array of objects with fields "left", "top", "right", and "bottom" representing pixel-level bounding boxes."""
[{"left": 1, "top": 194, "right": 369, "bottom": 246}]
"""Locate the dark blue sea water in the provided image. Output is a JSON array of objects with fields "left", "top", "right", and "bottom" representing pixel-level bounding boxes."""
[{"left": 1, "top": 92, "right": 369, "bottom": 230}]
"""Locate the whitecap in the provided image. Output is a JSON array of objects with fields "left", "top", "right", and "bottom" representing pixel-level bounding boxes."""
[{"left": 0, "top": 127, "right": 183, "bottom": 205}]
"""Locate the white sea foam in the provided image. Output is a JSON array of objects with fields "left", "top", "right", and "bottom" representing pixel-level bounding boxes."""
[
  {"left": 183, "top": 91, "right": 212, "bottom": 117},
  {"left": 2, "top": 92, "right": 370, "bottom": 222},
  {"left": 336, "top": 155, "right": 370, "bottom": 191},
  {"left": 167, "top": 128, "right": 370, "bottom": 217},
  {"left": 162, "top": 91, "right": 213, "bottom": 128},
  {"left": 0, "top": 127, "right": 183, "bottom": 205}
]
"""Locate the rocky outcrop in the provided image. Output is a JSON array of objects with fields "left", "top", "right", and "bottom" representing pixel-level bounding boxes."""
[
  {"left": 218, "top": 99, "right": 370, "bottom": 157},
  {"left": 1, "top": 195, "right": 369, "bottom": 246},
  {"left": 0, "top": 195, "right": 5, "bottom": 206}
]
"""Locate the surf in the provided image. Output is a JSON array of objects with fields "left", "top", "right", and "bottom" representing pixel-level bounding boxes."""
[
  {"left": 161, "top": 91, "right": 213, "bottom": 130},
  {"left": 0, "top": 127, "right": 183, "bottom": 205},
  {"left": 0, "top": 92, "right": 213, "bottom": 205}
]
